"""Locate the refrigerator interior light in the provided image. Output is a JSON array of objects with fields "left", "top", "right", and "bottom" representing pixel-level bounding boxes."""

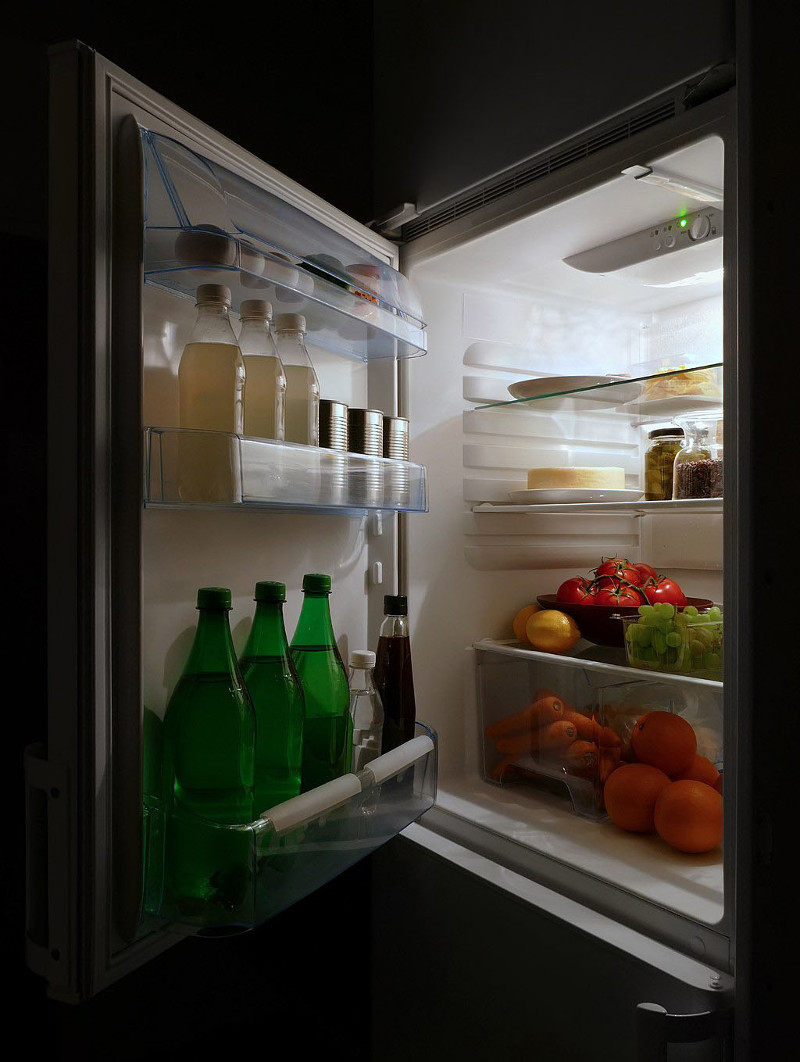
[{"left": 621, "top": 164, "right": 724, "bottom": 204}]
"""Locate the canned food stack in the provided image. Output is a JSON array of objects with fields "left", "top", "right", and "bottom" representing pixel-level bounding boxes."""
[
  {"left": 348, "top": 408, "right": 384, "bottom": 506},
  {"left": 319, "top": 399, "right": 348, "bottom": 505},
  {"left": 383, "top": 415, "right": 410, "bottom": 506}
]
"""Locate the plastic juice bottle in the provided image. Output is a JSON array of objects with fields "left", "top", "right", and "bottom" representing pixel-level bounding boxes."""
[
  {"left": 374, "top": 594, "right": 417, "bottom": 753},
  {"left": 160, "top": 587, "right": 256, "bottom": 920},
  {"left": 273, "top": 313, "right": 320, "bottom": 446},
  {"left": 290, "top": 573, "right": 352, "bottom": 792},
  {"left": 239, "top": 299, "right": 286, "bottom": 441},
  {"left": 348, "top": 649, "right": 384, "bottom": 772},
  {"left": 239, "top": 581, "right": 305, "bottom": 815},
  {"left": 178, "top": 284, "right": 246, "bottom": 502}
]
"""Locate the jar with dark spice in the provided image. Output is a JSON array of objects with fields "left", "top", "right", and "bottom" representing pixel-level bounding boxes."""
[
  {"left": 644, "top": 427, "right": 684, "bottom": 501},
  {"left": 673, "top": 413, "right": 724, "bottom": 499}
]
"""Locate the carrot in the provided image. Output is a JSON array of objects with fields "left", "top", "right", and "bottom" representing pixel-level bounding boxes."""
[
  {"left": 562, "top": 710, "right": 597, "bottom": 741},
  {"left": 495, "top": 719, "right": 577, "bottom": 755},
  {"left": 599, "top": 747, "right": 622, "bottom": 783},
  {"left": 484, "top": 696, "right": 566, "bottom": 739},
  {"left": 596, "top": 725, "right": 622, "bottom": 749}
]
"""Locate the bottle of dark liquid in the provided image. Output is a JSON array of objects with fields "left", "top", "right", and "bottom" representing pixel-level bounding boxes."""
[
  {"left": 374, "top": 594, "right": 417, "bottom": 753},
  {"left": 239, "top": 581, "right": 305, "bottom": 815},
  {"left": 290, "top": 573, "right": 352, "bottom": 792},
  {"left": 160, "top": 587, "right": 255, "bottom": 920}
]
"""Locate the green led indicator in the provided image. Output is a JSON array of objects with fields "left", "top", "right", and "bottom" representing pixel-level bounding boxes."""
[{"left": 680, "top": 218, "right": 688, "bottom": 228}]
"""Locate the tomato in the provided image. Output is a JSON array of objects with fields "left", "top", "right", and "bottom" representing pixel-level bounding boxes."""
[
  {"left": 594, "top": 557, "right": 640, "bottom": 584},
  {"left": 594, "top": 580, "right": 646, "bottom": 607},
  {"left": 643, "top": 577, "right": 687, "bottom": 607},
  {"left": 632, "top": 562, "right": 659, "bottom": 585},
  {"left": 556, "top": 577, "right": 597, "bottom": 604}
]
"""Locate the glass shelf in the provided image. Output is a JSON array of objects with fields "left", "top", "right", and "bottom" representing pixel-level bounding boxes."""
[
  {"left": 473, "top": 498, "right": 723, "bottom": 515},
  {"left": 139, "top": 127, "right": 427, "bottom": 361},
  {"left": 477, "top": 362, "right": 723, "bottom": 415},
  {"left": 144, "top": 427, "right": 429, "bottom": 514},
  {"left": 141, "top": 723, "right": 437, "bottom": 935}
]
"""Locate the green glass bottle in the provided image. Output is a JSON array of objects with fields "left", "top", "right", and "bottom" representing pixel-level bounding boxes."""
[
  {"left": 240, "top": 581, "right": 305, "bottom": 815},
  {"left": 160, "top": 587, "right": 256, "bottom": 922},
  {"left": 290, "top": 573, "right": 352, "bottom": 792}
]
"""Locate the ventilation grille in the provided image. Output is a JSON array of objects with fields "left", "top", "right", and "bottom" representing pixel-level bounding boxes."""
[{"left": 402, "top": 97, "right": 678, "bottom": 244}]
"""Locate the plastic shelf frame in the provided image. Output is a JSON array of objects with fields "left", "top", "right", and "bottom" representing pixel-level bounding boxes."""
[
  {"left": 143, "top": 426, "right": 429, "bottom": 513},
  {"left": 141, "top": 723, "right": 437, "bottom": 936},
  {"left": 138, "top": 126, "right": 427, "bottom": 361}
]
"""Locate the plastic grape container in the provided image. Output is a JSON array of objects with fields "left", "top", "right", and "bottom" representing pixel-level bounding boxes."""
[{"left": 621, "top": 603, "right": 723, "bottom": 680}]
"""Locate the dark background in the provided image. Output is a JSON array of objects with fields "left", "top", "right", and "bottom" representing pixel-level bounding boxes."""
[{"left": 10, "top": 3, "right": 784, "bottom": 1059}]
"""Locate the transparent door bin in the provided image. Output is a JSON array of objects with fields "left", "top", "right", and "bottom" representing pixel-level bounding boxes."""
[
  {"left": 144, "top": 427, "right": 429, "bottom": 513},
  {"left": 141, "top": 723, "right": 437, "bottom": 936},
  {"left": 475, "top": 646, "right": 723, "bottom": 822},
  {"left": 138, "top": 126, "right": 427, "bottom": 361}
]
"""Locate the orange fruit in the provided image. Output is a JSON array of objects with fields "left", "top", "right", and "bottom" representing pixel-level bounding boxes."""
[
  {"left": 673, "top": 753, "right": 720, "bottom": 787},
  {"left": 603, "top": 762, "right": 672, "bottom": 833},
  {"left": 631, "top": 711, "right": 697, "bottom": 776},
  {"left": 654, "top": 780, "right": 723, "bottom": 854},
  {"left": 512, "top": 604, "right": 540, "bottom": 642},
  {"left": 525, "top": 609, "right": 580, "bottom": 654}
]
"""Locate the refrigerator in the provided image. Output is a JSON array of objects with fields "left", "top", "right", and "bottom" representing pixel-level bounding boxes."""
[{"left": 20, "top": 25, "right": 785, "bottom": 1060}]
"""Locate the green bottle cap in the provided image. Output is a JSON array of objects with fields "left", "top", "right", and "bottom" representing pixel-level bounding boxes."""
[
  {"left": 302, "top": 573, "right": 332, "bottom": 593},
  {"left": 254, "top": 580, "right": 286, "bottom": 602},
  {"left": 196, "top": 587, "right": 232, "bottom": 609}
]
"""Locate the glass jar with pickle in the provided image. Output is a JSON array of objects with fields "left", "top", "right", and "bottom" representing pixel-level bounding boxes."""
[{"left": 644, "top": 427, "right": 684, "bottom": 501}]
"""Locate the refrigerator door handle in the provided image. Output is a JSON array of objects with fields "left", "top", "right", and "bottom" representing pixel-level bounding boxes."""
[{"left": 636, "top": 1001, "right": 733, "bottom": 1060}]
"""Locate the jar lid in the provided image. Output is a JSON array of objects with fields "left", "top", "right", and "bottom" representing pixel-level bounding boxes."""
[
  {"left": 383, "top": 594, "right": 408, "bottom": 615},
  {"left": 648, "top": 427, "right": 685, "bottom": 439},
  {"left": 195, "top": 283, "right": 231, "bottom": 306}
]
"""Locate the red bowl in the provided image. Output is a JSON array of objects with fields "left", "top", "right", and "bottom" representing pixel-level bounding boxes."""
[{"left": 536, "top": 594, "right": 714, "bottom": 648}]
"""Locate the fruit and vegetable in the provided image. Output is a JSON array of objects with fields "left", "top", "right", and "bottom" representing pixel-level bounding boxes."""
[
  {"left": 623, "top": 603, "right": 723, "bottom": 677},
  {"left": 555, "top": 556, "right": 688, "bottom": 608},
  {"left": 485, "top": 695, "right": 723, "bottom": 854}
]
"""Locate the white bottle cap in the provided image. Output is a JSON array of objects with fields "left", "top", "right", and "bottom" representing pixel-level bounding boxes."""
[
  {"left": 350, "top": 649, "right": 375, "bottom": 669},
  {"left": 240, "top": 299, "right": 273, "bottom": 320},
  {"left": 196, "top": 283, "right": 231, "bottom": 306},
  {"left": 275, "top": 312, "right": 306, "bottom": 333}
]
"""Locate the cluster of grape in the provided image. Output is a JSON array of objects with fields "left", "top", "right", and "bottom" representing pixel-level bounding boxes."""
[{"left": 623, "top": 603, "right": 723, "bottom": 678}]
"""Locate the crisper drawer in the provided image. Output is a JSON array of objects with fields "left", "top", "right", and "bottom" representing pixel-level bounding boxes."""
[
  {"left": 474, "top": 641, "right": 723, "bottom": 828},
  {"left": 141, "top": 723, "right": 437, "bottom": 935}
]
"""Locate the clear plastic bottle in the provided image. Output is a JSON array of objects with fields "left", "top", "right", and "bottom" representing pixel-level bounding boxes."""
[
  {"left": 290, "top": 573, "right": 352, "bottom": 791},
  {"left": 273, "top": 313, "right": 320, "bottom": 446},
  {"left": 374, "top": 594, "right": 417, "bottom": 753},
  {"left": 238, "top": 299, "right": 286, "bottom": 442},
  {"left": 178, "top": 284, "right": 245, "bottom": 502},
  {"left": 348, "top": 649, "right": 384, "bottom": 772}
]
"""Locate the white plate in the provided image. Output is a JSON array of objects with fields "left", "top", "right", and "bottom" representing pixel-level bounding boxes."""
[
  {"left": 508, "top": 488, "right": 645, "bottom": 504},
  {"left": 507, "top": 375, "right": 642, "bottom": 406}
]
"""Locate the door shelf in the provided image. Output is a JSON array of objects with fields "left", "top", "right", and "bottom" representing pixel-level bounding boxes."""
[
  {"left": 141, "top": 723, "right": 437, "bottom": 935},
  {"left": 139, "top": 126, "right": 427, "bottom": 361},
  {"left": 144, "top": 427, "right": 429, "bottom": 513}
]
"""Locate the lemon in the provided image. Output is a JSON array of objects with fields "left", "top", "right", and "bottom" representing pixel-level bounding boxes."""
[
  {"left": 525, "top": 609, "right": 580, "bottom": 653},
  {"left": 512, "top": 604, "right": 540, "bottom": 642}
]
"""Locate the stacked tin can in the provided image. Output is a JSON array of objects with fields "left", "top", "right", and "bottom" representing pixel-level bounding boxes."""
[
  {"left": 318, "top": 399, "right": 348, "bottom": 505},
  {"left": 383, "top": 415, "right": 410, "bottom": 506},
  {"left": 348, "top": 408, "right": 384, "bottom": 506}
]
